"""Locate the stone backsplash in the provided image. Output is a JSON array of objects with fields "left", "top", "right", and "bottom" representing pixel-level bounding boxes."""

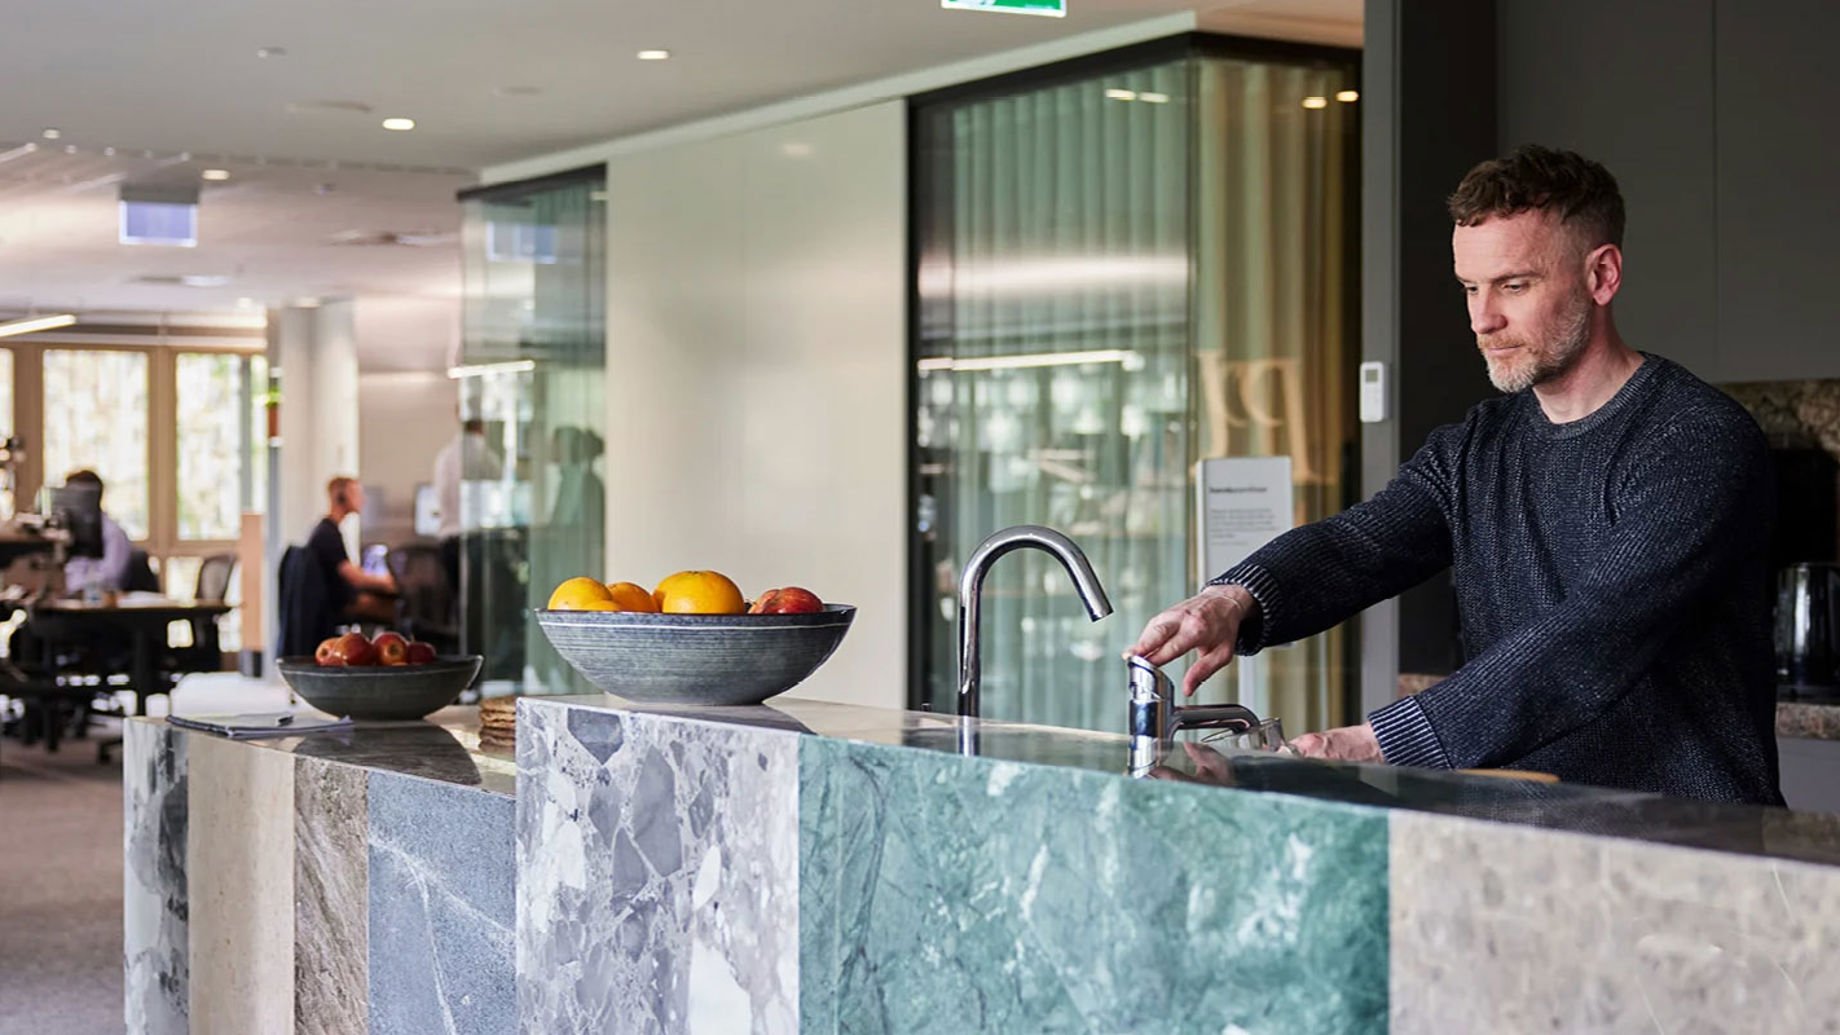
[{"left": 1723, "top": 379, "right": 1840, "bottom": 456}]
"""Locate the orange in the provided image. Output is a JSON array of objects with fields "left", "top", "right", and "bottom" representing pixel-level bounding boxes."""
[
  {"left": 547, "top": 576, "right": 617, "bottom": 611},
  {"left": 653, "top": 570, "right": 746, "bottom": 615},
  {"left": 604, "top": 581, "right": 660, "bottom": 613}
]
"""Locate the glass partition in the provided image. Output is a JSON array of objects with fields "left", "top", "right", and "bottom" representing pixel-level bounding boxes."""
[
  {"left": 459, "top": 168, "right": 606, "bottom": 694},
  {"left": 912, "top": 39, "right": 1359, "bottom": 733}
]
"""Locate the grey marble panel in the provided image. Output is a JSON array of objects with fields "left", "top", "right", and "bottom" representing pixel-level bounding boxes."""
[
  {"left": 517, "top": 699, "right": 799, "bottom": 1034},
  {"left": 295, "top": 754, "right": 369, "bottom": 1034},
  {"left": 1392, "top": 811, "right": 1840, "bottom": 1033},
  {"left": 367, "top": 771, "right": 516, "bottom": 1035},
  {"left": 124, "top": 720, "right": 189, "bottom": 1035}
]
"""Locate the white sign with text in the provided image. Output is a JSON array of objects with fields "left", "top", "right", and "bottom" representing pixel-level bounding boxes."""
[{"left": 1195, "top": 456, "right": 1294, "bottom": 588}]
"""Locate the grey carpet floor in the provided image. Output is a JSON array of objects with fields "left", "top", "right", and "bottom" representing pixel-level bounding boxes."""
[{"left": 0, "top": 725, "right": 127, "bottom": 1035}]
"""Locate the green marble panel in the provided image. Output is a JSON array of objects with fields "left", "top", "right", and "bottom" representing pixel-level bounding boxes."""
[{"left": 798, "top": 738, "right": 1388, "bottom": 1035}]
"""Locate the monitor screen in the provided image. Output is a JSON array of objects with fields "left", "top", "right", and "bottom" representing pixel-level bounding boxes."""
[{"left": 46, "top": 483, "right": 104, "bottom": 559}]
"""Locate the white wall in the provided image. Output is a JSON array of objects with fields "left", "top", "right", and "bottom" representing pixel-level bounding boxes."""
[
  {"left": 355, "top": 296, "right": 461, "bottom": 544},
  {"left": 605, "top": 102, "right": 907, "bottom": 709},
  {"left": 357, "top": 371, "right": 456, "bottom": 544}
]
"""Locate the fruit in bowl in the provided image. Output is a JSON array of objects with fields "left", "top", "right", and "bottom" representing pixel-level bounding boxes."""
[
  {"left": 313, "top": 631, "right": 443, "bottom": 668},
  {"left": 653, "top": 570, "right": 746, "bottom": 615},
  {"left": 749, "top": 586, "right": 824, "bottom": 615}
]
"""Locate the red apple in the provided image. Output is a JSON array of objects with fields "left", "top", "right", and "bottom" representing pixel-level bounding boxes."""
[
  {"left": 315, "top": 637, "right": 344, "bottom": 666},
  {"left": 334, "top": 631, "right": 377, "bottom": 667},
  {"left": 405, "top": 641, "right": 437, "bottom": 665},
  {"left": 748, "top": 586, "right": 824, "bottom": 615},
  {"left": 372, "top": 632, "right": 409, "bottom": 666}
]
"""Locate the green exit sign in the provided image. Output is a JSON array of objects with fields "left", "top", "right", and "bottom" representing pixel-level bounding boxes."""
[{"left": 942, "top": 0, "right": 1066, "bottom": 16}]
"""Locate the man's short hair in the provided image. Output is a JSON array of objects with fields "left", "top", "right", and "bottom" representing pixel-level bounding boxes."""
[
  {"left": 327, "top": 476, "right": 358, "bottom": 506},
  {"left": 65, "top": 469, "right": 104, "bottom": 495},
  {"left": 1447, "top": 144, "right": 1626, "bottom": 250}
]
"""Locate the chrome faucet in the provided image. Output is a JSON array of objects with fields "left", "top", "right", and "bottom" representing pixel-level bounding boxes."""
[
  {"left": 1126, "top": 654, "right": 1262, "bottom": 776},
  {"left": 957, "top": 525, "right": 1113, "bottom": 730}
]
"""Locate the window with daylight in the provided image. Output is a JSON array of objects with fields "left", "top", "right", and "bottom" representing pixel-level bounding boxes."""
[{"left": 42, "top": 349, "right": 150, "bottom": 538}]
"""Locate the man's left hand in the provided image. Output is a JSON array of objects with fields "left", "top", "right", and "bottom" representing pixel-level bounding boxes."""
[{"left": 1290, "top": 723, "right": 1384, "bottom": 763}]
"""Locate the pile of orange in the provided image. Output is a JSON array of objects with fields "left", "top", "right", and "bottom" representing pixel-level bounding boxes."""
[{"left": 547, "top": 570, "right": 746, "bottom": 615}]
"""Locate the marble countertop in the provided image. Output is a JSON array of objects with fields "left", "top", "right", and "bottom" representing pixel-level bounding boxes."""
[
  {"left": 527, "top": 693, "right": 1840, "bottom": 869},
  {"left": 1778, "top": 698, "right": 1840, "bottom": 740},
  {"left": 153, "top": 705, "right": 517, "bottom": 796}
]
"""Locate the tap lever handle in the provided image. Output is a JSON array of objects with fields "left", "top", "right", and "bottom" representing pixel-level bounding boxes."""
[{"left": 1126, "top": 654, "right": 1171, "bottom": 704}]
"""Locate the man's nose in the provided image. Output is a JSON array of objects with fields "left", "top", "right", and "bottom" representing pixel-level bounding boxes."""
[{"left": 1470, "top": 297, "right": 1507, "bottom": 336}]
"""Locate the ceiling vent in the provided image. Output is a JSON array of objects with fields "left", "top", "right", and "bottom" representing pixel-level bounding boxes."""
[{"left": 326, "top": 229, "right": 456, "bottom": 248}]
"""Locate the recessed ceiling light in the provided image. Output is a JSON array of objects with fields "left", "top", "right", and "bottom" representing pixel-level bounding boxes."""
[
  {"left": 180, "top": 274, "right": 232, "bottom": 288},
  {"left": 102, "top": 146, "right": 116, "bottom": 156},
  {"left": 201, "top": 169, "right": 231, "bottom": 181},
  {"left": 293, "top": 296, "right": 321, "bottom": 308},
  {"left": 63, "top": 145, "right": 77, "bottom": 154},
  {"left": 236, "top": 297, "right": 257, "bottom": 310},
  {"left": 381, "top": 117, "right": 416, "bottom": 131},
  {"left": 1139, "top": 91, "right": 1170, "bottom": 104},
  {"left": 781, "top": 142, "right": 813, "bottom": 158},
  {"left": 1301, "top": 95, "right": 1329, "bottom": 109},
  {"left": 1104, "top": 88, "right": 1137, "bottom": 101},
  {"left": 41, "top": 128, "right": 61, "bottom": 140},
  {"left": 637, "top": 49, "right": 671, "bottom": 61},
  {"left": 257, "top": 47, "right": 287, "bottom": 58},
  {"left": 1335, "top": 89, "right": 1360, "bottom": 103},
  {"left": 494, "top": 85, "right": 543, "bottom": 97}
]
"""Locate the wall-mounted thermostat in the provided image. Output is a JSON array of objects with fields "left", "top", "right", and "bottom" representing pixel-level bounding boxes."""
[{"left": 1358, "top": 360, "right": 1387, "bottom": 423}]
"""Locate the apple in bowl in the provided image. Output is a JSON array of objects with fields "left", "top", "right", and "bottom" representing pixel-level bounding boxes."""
[{"left": 748, "top": 586, "right": 824, "bottom": 615}]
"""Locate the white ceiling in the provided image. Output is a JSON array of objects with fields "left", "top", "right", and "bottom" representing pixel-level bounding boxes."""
[
  {"left": 0, "top": 147, "right": 470, "bottom": 314},
  {"left": 0, "top": 0, "right": 1358, "bottom": 317}
]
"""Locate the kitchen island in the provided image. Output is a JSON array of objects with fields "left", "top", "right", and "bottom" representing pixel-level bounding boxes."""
[{"left": 130, "top": 695, "right": 1840, "bottom": 1033}]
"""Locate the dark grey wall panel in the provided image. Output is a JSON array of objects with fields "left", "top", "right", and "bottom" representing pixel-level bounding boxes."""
[
  {"left": 1498, "top": 0, "right": 1718, "bottom": 380},
  {"left": 1716, "top": 1, "right": 1840, "bottom": 383}
]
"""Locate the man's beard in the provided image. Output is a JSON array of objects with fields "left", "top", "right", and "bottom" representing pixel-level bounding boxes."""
[{"left": 1480, "top": 293, "right": 1593, "bottom": 393}]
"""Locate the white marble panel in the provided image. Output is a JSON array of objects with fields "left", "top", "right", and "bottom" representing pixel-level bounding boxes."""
[{"left": 125, "top": 720, "right": 189, "bottom": 1035}]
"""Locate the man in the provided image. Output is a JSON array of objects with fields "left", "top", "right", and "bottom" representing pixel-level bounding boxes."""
[
  {"left": 431, "top": 415, "right": 503, "bottom": 594},
  {"left": 1130, "top": 145, "right": 1780, "bottom": 804},
  {"left": 61, "top": 470, "right": 133, "bottom": 594},
  {"left": 308, "top": 477, "right": 397, "bottom": 623}
]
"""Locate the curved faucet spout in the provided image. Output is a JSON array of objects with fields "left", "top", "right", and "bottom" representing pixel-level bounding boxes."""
[{"left": 957, "top": 525, "right": 1112, "bottom": 721}]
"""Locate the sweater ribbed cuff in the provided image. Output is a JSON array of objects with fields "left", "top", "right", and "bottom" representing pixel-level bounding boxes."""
[
  {"left": 1209, "top": 561, "right": 1280, "bottom": 656},
  {"left": 1368, "top": 696, "right": 1453, "bottom": 769}
]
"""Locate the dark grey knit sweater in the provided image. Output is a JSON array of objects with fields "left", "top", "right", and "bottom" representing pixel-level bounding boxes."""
[{"left": 1218, "top": 355, "right": 1783, "bottom": 804}]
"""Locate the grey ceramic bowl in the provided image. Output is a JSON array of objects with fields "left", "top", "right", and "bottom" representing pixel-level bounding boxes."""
[
  {"left": 535, "top": 604, "right": 855, "bottom": 706},
  {"left": 276, "top": 655, "right": 484, "bottom": 721}
]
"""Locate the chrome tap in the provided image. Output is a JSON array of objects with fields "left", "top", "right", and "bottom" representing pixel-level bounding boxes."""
[
  {"left": 957, "top": 525, "right": 1113, "bottom": 732},
  {"left": 1126, "top": 654, "right": 1262, "bottom": 776}
]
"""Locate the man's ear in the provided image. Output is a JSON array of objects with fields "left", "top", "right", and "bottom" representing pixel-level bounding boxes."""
[{"left": 1585, "top": 242, "right": 1623, "bottom": 306}]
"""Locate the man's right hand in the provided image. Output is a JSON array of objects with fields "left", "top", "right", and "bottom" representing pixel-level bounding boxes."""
[{"left": 1126, "top": 584, "right": 1257, "bottom": 697}]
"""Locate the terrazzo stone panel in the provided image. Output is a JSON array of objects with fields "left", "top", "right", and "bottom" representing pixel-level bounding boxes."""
[
  {"left": 294, "top": 754, "right": 369, "bottom": 1034},
  {"left": 1391, "top": 810, "right": 1840, "bottom": 1033},
  {"left": 517, "top": 698, "right": 800, "bottom": 1034},
  {"left": 124, "top": 720, "right": 190, "bottom": 1035},
  {"left": 186, "top": 732, "right": 296, "bottom": 1033},
  {"left": 799, "top": 737, "right": 1390, "bottom": 1035},
  {"left": 367, "top": 771, "right": 516, "bottom": 1035}
]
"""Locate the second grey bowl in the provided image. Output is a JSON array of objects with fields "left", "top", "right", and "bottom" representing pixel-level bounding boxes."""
[
  {"left": 276, "top": 656, "right": 483, "bottom": 720},
  {"left": 535, "top": 604, "right": 855, "bottom": 706}
]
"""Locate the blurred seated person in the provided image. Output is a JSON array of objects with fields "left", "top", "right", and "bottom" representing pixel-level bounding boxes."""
[
  {"left": 60, "top": 470, "right": 133, "bottom": 595},
  {"left": 310, "top": 477, "right": 397, "bottom": 624}
]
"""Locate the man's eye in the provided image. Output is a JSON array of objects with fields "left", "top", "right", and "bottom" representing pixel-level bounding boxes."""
[
  {"left": 1462, "top": 284, "right": 1478, "bottom": 295},
  {"left": 1503, "top": 282, "right": 1527, "bottom": 293}
]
